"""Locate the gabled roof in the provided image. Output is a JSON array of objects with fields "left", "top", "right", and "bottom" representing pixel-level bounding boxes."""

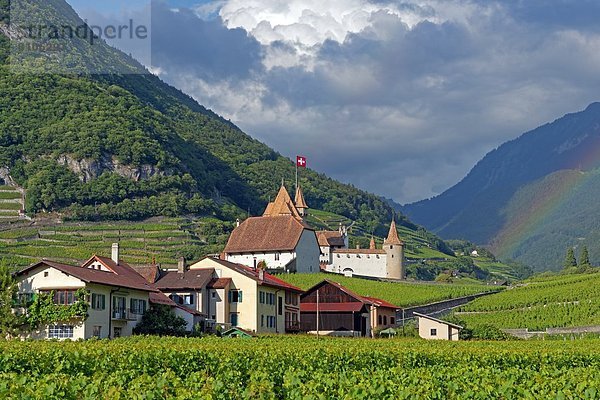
[
  {"left": 263, "top": 185, "right": 302, "bottom": 218},
  {"left": 207, "top": 277, "right": 232, "bottom": 289},
  {"left": 384, "top": 219, "right": 403, "bottom": 246},
  {"left": 362, "top": 296, "right": 399, "bottom": 310},
  {"left": 156, "top": 269, "right": 215, "bottom": 290},
  {"left": 132, "top": 264, "right": 161, "bottom": 284},
  {"left": 294, "top": 186, "right": 308, "bottom": 209},
  {"left": 17, "top": 258, "right": 157, "bottom": 293},
  {"left": 414, "top": 312, "right": 463, "bottom": 329},
  {"left": 317, "top": 231, "right": 346, "bottom": 247},
  {"left": 300, "top": 302, "right": 367, "bottom": 312},
  {"left": 224, "top": 215, "right": 314, "bottom": 253},
  {"left": 206, "top": 258, "right": 304, "bottom": 293},
  {"left": 149, "top": 291, "right": 177, "bottom": 306}
]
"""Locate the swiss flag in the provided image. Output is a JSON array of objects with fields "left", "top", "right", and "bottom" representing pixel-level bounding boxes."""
[{"left": 296, "top": 155, "right": 307, "bottom": 168}]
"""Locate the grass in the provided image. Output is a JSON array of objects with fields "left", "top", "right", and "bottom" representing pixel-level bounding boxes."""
[{"left": 278, "top": 273, "right": 498, "bottom": 307}]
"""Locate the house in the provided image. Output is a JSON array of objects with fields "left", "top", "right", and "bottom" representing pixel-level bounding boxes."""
[
  {"left": 221, "top": 327, "right": 256, "bottom": 338},
  {"left": 414, "top": 312, "right": 462, "bottom": 341},
  {"left": 184, "top": 257, "right": 304, "bottom": 334},
  {"left": 223, "top": 184, "right": 320, "bottom": 273},
  {"left": 299, "top": 280, "right": 400, "bottom": 337},
  {"left": 14, "top": 244, "right": 156, "bottom": 340},
  {"left": 317, "top": 225, "right": 348, "bottom": 264},
  {"left": 323, "top": 219, "right": 405, "bottom": 280}
]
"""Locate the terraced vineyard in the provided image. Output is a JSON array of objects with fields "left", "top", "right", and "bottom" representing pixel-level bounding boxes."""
[
  {"left": 278, "top": 273, "right": 498, "bottom": 307},
  {"left": 0, "top": 217, "right": 232, "bottom": 270},
  {"left": 0, "top": 185, "right": 23, "bottom": 221},
  {"left": 2, "top": 336, "right": 600, "bottom": 399},
  {"left": 455, "top": 273, "right": 600, "bottom": 330}
]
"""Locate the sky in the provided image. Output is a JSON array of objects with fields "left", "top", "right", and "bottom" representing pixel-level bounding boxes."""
[{"left": 67, "top": 0, "right": 600, "bottom": 204}]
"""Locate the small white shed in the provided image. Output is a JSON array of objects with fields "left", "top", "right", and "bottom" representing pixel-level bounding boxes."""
[{"left": 414, "top": 312, "right": 462, "bottom": 341}]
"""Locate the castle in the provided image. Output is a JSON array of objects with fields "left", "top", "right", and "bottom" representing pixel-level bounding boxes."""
[{"left": 223, "top": 183, "right": 405, "bottom": 280}]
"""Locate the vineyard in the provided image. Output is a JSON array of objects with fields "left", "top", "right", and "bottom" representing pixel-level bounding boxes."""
[
  {"left": 0, "top": 217, "right": 232, "bottom": 270},
  {"left": 456, "top": 273, "right": 600, "bottom": 330},
  {"left": 278, "top": 273, "right": 499, "bottom": 307},
  {"left": 1, "top": 336, "right": 600, "bottom": 399}
]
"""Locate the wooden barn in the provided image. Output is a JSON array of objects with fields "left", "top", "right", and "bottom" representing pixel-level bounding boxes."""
[{"left": 300, "top": 280, "right": 392, "bottom": 337}]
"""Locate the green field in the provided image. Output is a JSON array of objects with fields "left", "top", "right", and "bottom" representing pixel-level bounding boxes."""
[
  {"left": 0, "top": 192, "right": 21, "bottom": 200},
  {"left": 0, "top": 217, "right": 230, "bottom": 270},
  {"left": 278, "top": 273, "right": 498, "bottom": 307},
  {"left": 455, "top": 272, "right": 600, "bottom": 330},
  {"left": 0, "top": 202, "right": 22, "bottom": 211},
  {"left": 2, "top": 336, "right": 600, "bottom": 399}
]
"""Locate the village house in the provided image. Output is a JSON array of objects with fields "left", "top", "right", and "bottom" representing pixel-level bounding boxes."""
[
  {"left": 223, "top": 184, "right": 320, "bottom": 273},
  {"left": 414, "top": 312, "right": 462, "bottom": 341},
  {"left": 14, "top": 244, "right": 157, "bottom": 340},
  {"left": 165, "top": 256, "right": 304, "bottom": 334},
  {"left": 323, "top": 220, "right": 405, "bottom": 280},
  {"left": 300, "top": 280, "right": 399, "bottom": 337}
]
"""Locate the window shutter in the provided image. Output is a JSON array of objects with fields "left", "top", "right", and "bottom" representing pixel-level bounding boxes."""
[
  {"left": 142, "top": 300, "right": 147, "bottom": 313},
  {"left": 101, "top": 295, "right": 105, "bottom": 310},
  {"left": 228, "top": 290, "right": 232, "bottom": 303},
  {"left": 190, "top": 294, "right": 194, "bottom": 305},
  {"left": 239, "top": 291, "right": 243, "bottom": 303},
  {"left": 91, "top": 293, "right": 97, "bottom": 308},
  {"left": 130, "top": 298, "right": 134, "bottom": 311}
]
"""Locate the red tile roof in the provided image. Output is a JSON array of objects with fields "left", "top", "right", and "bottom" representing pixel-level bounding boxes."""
[
  {"left": 384, "top": 219, "right": 403, "bottom": 246},
  {"left": 317, "top": 231, "right": 346, "bottom": 247},
  {"left": 207, "top": 277, "right": 232, "bottom": 289},
  {"left": 149, "top": 291, "right": 177, "bottom": 306},
  {"left": 300, "top": 302, "right": 366, "bottom": 312},
  {"left": 156, "top": 269, "right": 215, "bottom": 290},
  {"left": 18, "top": 258, "right": 157, "bottom": 292},
  {"left": 224, "top": 215, "right": 314, "bottom": 253},
  {"left": 209, "top": 258, "right": 303, "bottom": 293},
  {"left": 362, "top": 296, "right": 399, "bottom": 310},
  {"left": 132, "top": 264, "right": 161, "bottom": 284}
]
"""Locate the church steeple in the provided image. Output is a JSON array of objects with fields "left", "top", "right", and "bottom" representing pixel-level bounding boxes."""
[{"left": 294, "top": 185, "right": 308, "bottom": 217}]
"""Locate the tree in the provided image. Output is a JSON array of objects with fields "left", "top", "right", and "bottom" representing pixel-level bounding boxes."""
[
  {"left": 563, "top": 247, "right": 577, "bottom": 270},
  {"left": 579, "top": 246, "right": 592, "bottom": 271},
  {"left": 133, "top": 305, "right": 187, "bottom": 336},
  {"left": 0, "top": 262, "right": 20, "bottom": 336}
]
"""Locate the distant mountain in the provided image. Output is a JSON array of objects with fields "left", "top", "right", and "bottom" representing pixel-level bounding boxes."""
[{"left": 403, "top": 103, "right": 600, "bottom": 271}]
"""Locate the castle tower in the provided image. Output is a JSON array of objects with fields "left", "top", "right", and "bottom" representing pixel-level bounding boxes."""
[
  {"left": 383, "top": 219, "right": 405, "bottom": 279},
  {"left": 263, "top": 184, "right": 302, "bottom": 219},
  {"left": 294, "top": 185, "right": 308, "bottom": 217}
]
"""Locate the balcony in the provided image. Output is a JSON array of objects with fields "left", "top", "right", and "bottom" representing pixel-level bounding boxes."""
[{"left": 112, "top": 308, "right": 141, "bottom": 321}]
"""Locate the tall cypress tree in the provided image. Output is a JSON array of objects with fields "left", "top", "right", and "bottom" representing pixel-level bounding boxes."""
[
  {"left": 580, "top": 246, "right": 591, "bottom": 269},
  {"left": 564, "top": 247, "right": 577, "bottom": 270}
]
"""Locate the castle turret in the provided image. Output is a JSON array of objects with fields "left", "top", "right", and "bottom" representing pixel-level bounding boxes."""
[
  {"left": 383, "top": 219, "right": 404, "bottom": 279},
  {"left": 294, "top": 185, "right": 308, "bottom": 217}
]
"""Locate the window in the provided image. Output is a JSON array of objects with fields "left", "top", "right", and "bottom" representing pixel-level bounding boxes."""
[
  {"left": 92, "top": 326, "right": 102, "bottom": 338},
  {"left": 275, "top": 253, "right": 280, "bottom": 261},
  {"left": 230, "top": 313, "right": 239, "bottom": 327},
  {"left": 113, "top": 327, "right": 122, "bottom": 338},
  {"left": 41, "top": 290, "right": 76, "bottom": 305},
  {"left": 430, "top": 328, "right": 437, "bottom": 336},
  {"left": 91, "top": 293, "right": 106, "bottom": 310},
  {"left": 130, "top": 299, "right": 147, "bottom": 315},
  {"left": 112, "top": 296, "right": 126, "bottom": 318},
  {"left": 183, "top": 294, "right": 194, "bottom": 305},
  {"left": 48, "top": 325, "right": 73, "bottom": 339},
  {"left": 261, "top": 315, "right": 264, "bottom": 327},
  {"left": 43, "top": 271, "right": 49, "bottom": 277},
  {"left": 266, "top": 316, "right": 276, "bottom": 328},
  {"left": 229, "top": 290, "right": 243, "bottom": 303},
  {"left": 278, "top": 297, "right": 283, "bottom": 316},
  {"left": 285, "top": 292, "right": 298, "bottom": 306},
  {"left": 378, "top": 315, "right": 383, "bottom": 325},
  {"left": 211, "top": 292, "right": 216, "bottom": 299},
  {"left": 383, "top": 316, "right": 388, "bottom": 325},
  {"left": 391, "top": 317, "right": 396, "bottom": 325},
  {"left": 260, "top": 291, "right": 265, "bottom": 304}
]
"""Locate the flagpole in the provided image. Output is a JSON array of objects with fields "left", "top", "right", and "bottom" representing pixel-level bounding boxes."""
[{"left": 295, "top": 160, "right": 298, "bottom": 196}]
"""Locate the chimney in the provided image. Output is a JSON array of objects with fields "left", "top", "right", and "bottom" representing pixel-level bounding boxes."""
[
  {"left": 236, "top": 218, "right": 240, "bottom": 227},
  {"left": 178, "top": 257, "right": 186, "bottom": 274},
  {"left": 258, "top": 268, "right": 265, "bottom": 281},
  {"left": 111, "top": 243, "right": 119, "bottom": 264},
  {"left": 356, "top": 244, "right": 360, "bottom": 250}
]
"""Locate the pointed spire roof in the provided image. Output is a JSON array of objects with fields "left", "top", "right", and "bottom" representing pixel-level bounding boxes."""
[
  {"left": 263, "top": 184, "right": 302, "bottom": 219},
  {"left": 369, "top": 236, "right": 376, "bottom": 250},
  {"left": 384, "top": 219, "right": 403, "bottom": 245},
  {"left": 295, "top": 185, "right": 308, "bottom": 209}
]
